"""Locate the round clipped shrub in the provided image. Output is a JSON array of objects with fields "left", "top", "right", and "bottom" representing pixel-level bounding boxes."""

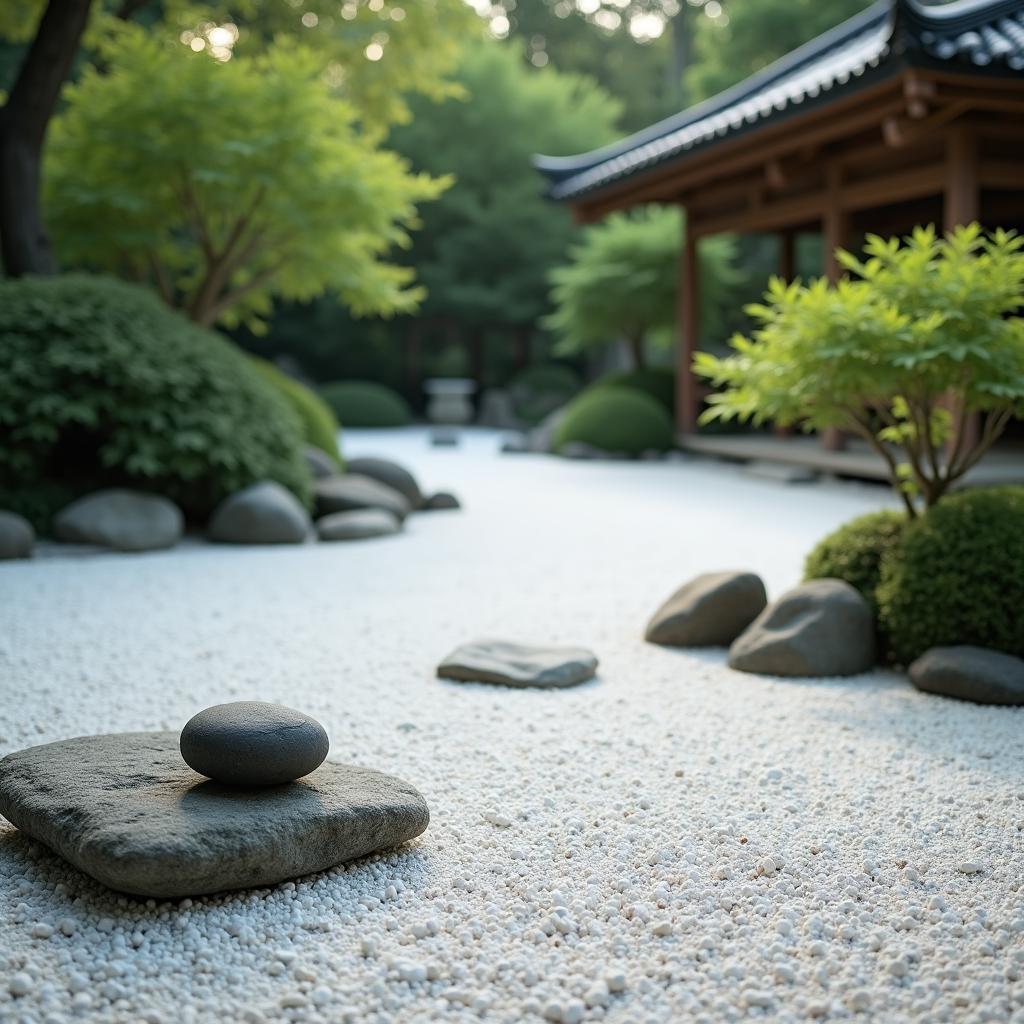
[
  {"left": 249, "top": 358, "right": 343, "bottom": 466},
  {"left": 804, "top": 509, "right": 908, "bottom": 616},
  {"left": 553, "top": 386, "right": 674, "bottom": 456},
  {"left": 0, "top": 275, "right": 310, "bottom": 528},
  {"left": 319, "top": 380, "right": 412, "bottom": 428},
  {"left": 591, "top": 367, "right": 676, "bottom": 416},
  {"left": 877, "top": 487, "right": 1024, "bottom": 665},
  {"left": 508, "top": 363, "right": 581, "bottom": 424}
]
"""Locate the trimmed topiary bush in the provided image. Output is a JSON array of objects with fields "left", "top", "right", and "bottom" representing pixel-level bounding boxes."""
[
  {"left": 877, "top": 486, "right": 1024, "bottom": 665},
  {"left": 0, "top": 275, "right": 310, "bottom": 528},
  {"left": 591, "top": 367, "right": 676, "bottom": 416},
  {"left": 804, "top": 509, "right": 908, "bottom": 616},
  {"left": 249, "top": 358, "right": 343, "bottom": 466},
  {"left": 319, "top": 380, "right": 412, "bottom": 428},
  {"left": 508, "top": 363, "right": 581, "bottom": 425},
  {"left": 553, "top": 386, "right": 674, "bottom": 456}
]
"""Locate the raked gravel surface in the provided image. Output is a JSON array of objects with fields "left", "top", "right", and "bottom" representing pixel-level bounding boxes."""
[{"left": 1, "top": 429, "right": 1022, "bottom": 1024}]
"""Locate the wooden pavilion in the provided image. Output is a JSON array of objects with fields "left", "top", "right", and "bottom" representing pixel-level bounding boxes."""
[{"left": 535, "top": 0, "right": 1024, "bottom": 454}]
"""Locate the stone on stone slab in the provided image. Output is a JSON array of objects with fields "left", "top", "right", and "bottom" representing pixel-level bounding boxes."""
[
  {"left": 0, "top": 732, "right": 429, "bottom": 898},
  {"left": 179, "top": 702, "right": 329, "bottom": 786},
  {"left": 313, "top": 474, "right": 410, "bottom": 522},
  {"left": 345, "top": 457, "right": 424, "bottom": 509},
  {"left": 909, "top": 645, "right": 1024, "bottom": 705},
  {"left": 317, "top": 509, "right": 402, "bottom": 542},
  {"left": 0, "top": 510, "right": 34, "bottom": 559},
  {"left": 728, "top": 578, "right": 876, "bottom": 678},
  {"left": 646, "top": 571, "right": 767, "bottom": 647},
  {"left": 53, "top": 490, "right": 183, "bottom": 552},
  {"left": 422, "top": 491, "right": 461, "bottom": 511},
  {"left": 303, "top": 445, "right": 340, "bottom": 479},
  {"left": 438, "top": 639, "right": 598, "bottom": 688},
  {"left": 208, "top": 481, "right": 311, "bottom": 544}
]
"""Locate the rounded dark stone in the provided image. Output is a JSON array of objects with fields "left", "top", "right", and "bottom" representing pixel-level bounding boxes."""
[{"left": 180, "top": 702, "right": 329, "bottom": 787}]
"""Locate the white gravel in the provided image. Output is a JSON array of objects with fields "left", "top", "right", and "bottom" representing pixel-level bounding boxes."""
[{"left": 1, "top": 428, "right": 1022, "bottom": 1024}]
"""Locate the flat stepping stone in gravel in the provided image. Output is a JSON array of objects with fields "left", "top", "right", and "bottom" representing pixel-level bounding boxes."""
[
  {"left": 53, "top": 490, "right": 183, "bottom": 552},
  {"left": 645, "top": 571, "right": 767, "bottom": 647},
  {"left": 180, "top": 702, "right": 329, "bottom": 786},
  {"left": 346, "top": 457, "right": 424, "bottom": 509},
  {"left": 208, "top": 481, "right": 311, "bottom": 544},
  {"left": 313, "top": 474, "right": 411, "bottom": 522},
  {"left": 422, "top": 491, "right": 461, "bottom": 511},
  {"left": 909, "top": 646, "right": 1024, "bottom": 705},
  {"left": 0, "top": 733, "right": 429, "bottom": 899},
  {"left": 317, "top": 509, "right": 402, "bottom": 542},
  {"left": 437, "top": 639, "right": 598, "bottom": 688},
  {"left": 728, "top": 578, "right": 875, "bottom": 678},
  {"left": 0, "top": 510, "right": 34, "bottom": 559}
]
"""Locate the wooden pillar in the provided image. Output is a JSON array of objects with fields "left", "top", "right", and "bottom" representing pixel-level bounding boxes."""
[
  {"left": 775, "top": 230, "right": 797, "bottom": 439},
  {"left": 821, "top": 165, "right": 848, "bottom": 451},
  {"left": 944, "top": 124, "right": 981, "bottom": 452},
  {"left": 677, "top": 215, "right": 699, "bottom": 434}
]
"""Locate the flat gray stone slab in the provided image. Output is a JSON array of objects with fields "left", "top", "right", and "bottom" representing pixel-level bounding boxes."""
[
  {"left": 0, "top": 733, "right": 429, "bottom": 899},
  {"left": 909, "top": 645, "right": 1024, "bottom": 705},
  {"left": 437, "top": 639, "right": 598, "bottom": 688},
  {"left": 317, "top": 508, "right": 402, "bottom": 542}
]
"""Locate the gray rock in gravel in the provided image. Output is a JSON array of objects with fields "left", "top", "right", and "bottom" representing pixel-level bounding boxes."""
[
  {"left": 345, "top": 457, "right": 423, "bottom": 509},
  {"left": 501, "top": 433, "right": 531, "bottom": 455},
  {"left": 646, "top": 571, "right": 768, "bottom": 647},
  {"left": 0, "top": 732, "right": 429, "bottom": 899},
  {"left": 303, "top": 445, "right": 340, "bottom": 479},
  {"left": 208, "top": 481, "right": 311, "bottom": 544},
  {"left": 728, "top": 578, "right": 876, "bottom": 678},
  {"left": 438, "top": 639, "right": 598, "bottom": 688},
  {"left": 317, "top": 509, "right": 402, "bottom": 542},
  {"left": 313, "top": 474, "right": 411, "bottom": 522},
  {"left": 0, "top": 511, "right": 34, "bottom": 559},
  {"left": 422, "top": 491, "right": 460, "bottom": 511},
  {"left": 179, "top": 702, "right": 329, "bottom": 786},
  {"left": 53, "top": 490, "right": 183, "bottom": 552},
  {"left": 909, "top": 646, "right": 1024, "bottom": 705},
  {"left": 528, "top": 404, "right": 570, "bottom": 453}
]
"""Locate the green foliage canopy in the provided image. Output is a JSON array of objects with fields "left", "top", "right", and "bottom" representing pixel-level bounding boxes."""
[
  {"left": 44, "top": 27, "right": 447, "bottom": 330},
  {"left": 697, "top": 225, "right": 1024, "bottom": 516},
  {"left": 546, "top": 207, "right": 742, "bottom": 368}
]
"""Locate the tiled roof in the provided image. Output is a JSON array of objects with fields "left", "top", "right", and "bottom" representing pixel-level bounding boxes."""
[{"left": 535, "top": 0, "right": 1024, "bottom": 202}]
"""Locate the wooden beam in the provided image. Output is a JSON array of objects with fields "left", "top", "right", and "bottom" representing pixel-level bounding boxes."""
[
  {"left": 944, "top": 123, "right": 978, "bottom": 230},
  {"left": 979, "top": 159, "right": 1022, "bottom": 191},
  {"left": 677, "top": 215, "right": 699, "bottom": 435}
]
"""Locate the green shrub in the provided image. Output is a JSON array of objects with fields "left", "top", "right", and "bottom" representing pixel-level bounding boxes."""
[
  {"left": 319, "top": 379, "right": 412, "bottom": 427},
  {"left": 508, "top": 363, "right": 581, "bottom": 424},
  {"left": 0, "top": 275, "right": 310, "bottom": 528},
  {"left": 249, "top": 358, "right": 343, "bottom": 466},
  {"left": 591, "top": 367, "right": 675, "bottom": 415},
  {"left": 877, "top": 487, "right": 1024, "bottom": 665},
  {"left": 553, "top": 386, "right": 674, "bottom": 456}
]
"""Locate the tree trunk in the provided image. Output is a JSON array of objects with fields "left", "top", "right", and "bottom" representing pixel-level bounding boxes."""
[
  {"left": 628, "top": 334, "right": 646, "bottom": 370},
  {"left": 0, "top": 0, "right": 94, "bottom": 277}
]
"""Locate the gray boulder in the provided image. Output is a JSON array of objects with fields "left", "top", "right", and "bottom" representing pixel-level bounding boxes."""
[
  {"left": 180, "top": 702, "right": 329, "bottom": 787},
  {"left": 0, "top": 732, "right": 430, "bottom": 899},
  {"left": 646, "top": 571, "right": 768, "bottom": 647},
  {"left": 303, "top": 445, "right": 339, "bottom": 479},
  {"left": 438, "top": 639, "right": 598, "bottom": 688},
  {"left": 317, "top": 509, "right": 402, "bottom": 542},
  {"left": 345, "top": 457, "right": 423, "bottom": 509},
  {"left": 53, "top": 490, "right": 183, "bottom": 552},
  {"left": 0, "top": 511, "right": 34, "bottom": 559},
  {"left": 728, "top": 578, "right": 876, "bottom": 677},
  {"left": 208, "top": 481, "right": 311, "bottom": 544},
  {"left": 909, "top": 646, "right": 1024, "bottom": 705},
  {"left": 313, "top": 474, "right": 411, "bottom": 522},
  {"left": 528, "top": 405, "right": 570, "bottom": 453},
  {"left": 422, "top": 491, "right": 460, "bottom": 511}
]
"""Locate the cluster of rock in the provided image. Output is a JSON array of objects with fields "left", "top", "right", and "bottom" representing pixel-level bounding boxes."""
[
  {"left": 0, "top": 701, "right": 429, "bottom": 898},
  {"left": 0, "top": 448, "right": 460, "bottom": 557},
  {"left": 644, "top": 569, "right": 1023, "bottom": 704}
]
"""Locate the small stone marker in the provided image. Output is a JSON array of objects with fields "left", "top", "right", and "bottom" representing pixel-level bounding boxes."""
[
  {"left": 645, "top": 571, "right": 767, "bottom": 647},
  {"left": 437, "top": 639, "right": 598, "bottom": 688},
  {"left": 179, "top": 702, "right": 329, "bottom": 787},
  {"left": 0, "top": 732, "right": 429, "bottom": 898},
  {"left": 909, "top": 646, "right": 1024, "bottom": 705}
]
